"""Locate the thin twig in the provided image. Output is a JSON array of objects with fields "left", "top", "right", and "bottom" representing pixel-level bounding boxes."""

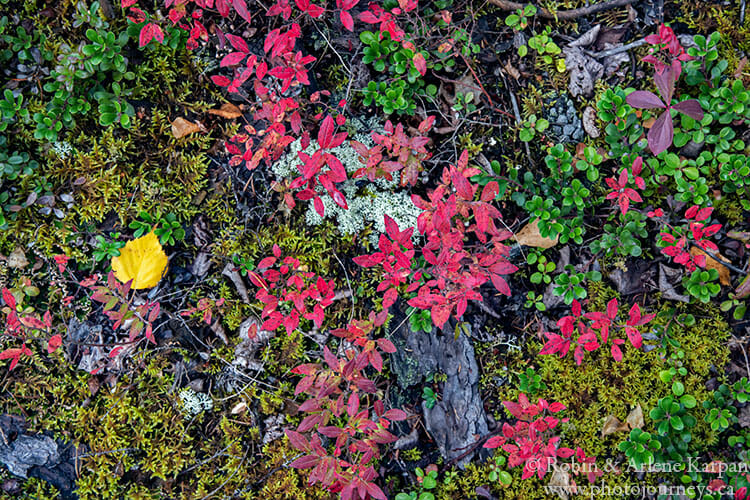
[
  {"left": 585, "top": 39, "right": 647, "bottom": 59},
  {"left": 332, "top": 252, "right": 355, "bottom": 322},
  {"left": 488, "top": 0, "right": 635, "bottom": 20},
  {"left": 732, "top": 334, "right": 750, "bottom": 379}
]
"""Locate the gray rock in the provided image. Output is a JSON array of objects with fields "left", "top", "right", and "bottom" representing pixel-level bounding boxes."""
[
  {"left": 563, "top": 124, "right": 576, "bottom": 138},
  {"left": 389, "top": 308, "right": 489, "bottom": 468},
  {"left": 0, "top": 435, "right": 58, "bottom": 478}
]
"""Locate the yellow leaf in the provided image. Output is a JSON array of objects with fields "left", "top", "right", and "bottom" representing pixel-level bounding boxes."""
[{"left": 111, "top": 232, "right": 168, "bottom": 289}]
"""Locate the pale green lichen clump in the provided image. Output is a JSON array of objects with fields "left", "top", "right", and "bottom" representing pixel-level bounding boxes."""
[
  {"left": 179, "top": 387, "right": 214, "bottom": 416},
  {"left": 271, "top": 118, "right": 421, "bottom": 244}
]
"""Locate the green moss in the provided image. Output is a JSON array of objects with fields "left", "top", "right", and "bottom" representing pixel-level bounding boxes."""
[
  {"left": 18, "top": 476, "right": 61, "bottom": 499},
  {"left": 714, "top": 192, "right": 746, "bottom": 225},
  {"left": 473, "top": 283, "right": 730, "bottom": 496},
  {"left": 400, "top": 447, "right": 423, "bottom": 462}
]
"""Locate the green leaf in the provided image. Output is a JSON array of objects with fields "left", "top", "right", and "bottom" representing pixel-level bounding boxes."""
[
  {"left": 680, "top": 394, "right": 697, "bottom": 408},
  {"left": 672, "top": 381, "right": 685, "bottom": 396},
  {"left": 670, "top": 416, "right": 684, "bottom": 431},
  {"left": 360, "top": 31, "right": 378, "bottom": 45},
  {"left": 423, "top": 476, "right": 437, "bottom": 489}
]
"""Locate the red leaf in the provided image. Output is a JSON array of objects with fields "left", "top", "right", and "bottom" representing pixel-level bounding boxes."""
[
  {"left": 451, "top": 170, "right": 473, "bottom": 200},
  {"left": 313, "top": 196, "right": 325, "bottom": 217},
  {"left": 148, "top": 302, "right": 160, "bottom": 323},
  {"left": 654, "top": 67, "right": 675, "bottom": 103},
  {"left": 611, "top": 343, "right": 623, "bottom": 362},
  {"left": 340, "top": 10, "right": 354, "bottom": 31},
  {"left": 256, "top": 61, "right": 268, "bottom": 80},
  {"left": 365, "top": 483, "right": 388, "bottom": 500},
  {"left": 647, "top": 110, "right": 674, "bottom": 156},
  {"left": 211, "top": 75, "right": 231, "bottom": 87},
  {"left": 378, "top": 338, "right": 396, "bottom": 353},
  {"left": 318, "top": 115, "right": 334, "bottom": 149},
  {"left": 225, "top": 34, "right": 249, "bottom": 53},
  {"left": 285, "top": 430, "right": 309, "bottom": 451},
  {"left": 418, "top": 115, "right": 435, "bottom": 134},
  {"left": 2, "top": 289, "right": 16, "bottom": 309},
  {"left": 139, "top": 23, "right": 164, "bottom": 47},
  {"left": 330, "top": 189, "right": 348, "bottom": 210},
  {"left": 672, "top": 99, "right": 704, "bottom": 120},
  {"left": 481, "top": 181, "right": 499, "bottom": 202},
  {"left": 307, "top": 4, "right": 325, "bottom": 17},
  {"left": 431, "top": 304, "right": 451, "bottom": 328},
  {"left": 347, "top": 392, "right": 360, "bottom": 417},
  {"left": 232, "top": 0, "right": 253, "bottom": 23},
  {"left": 626, "top": 90, "right": 665, "bottom": 109},
  {"left": 383, "top": 215, "right": 400, "bottom": 240},
  {"left": 220, "top": 52, "right": 247, "bottom": 67},
  {"left": 490, "top": 273, "right": 511, "bottom": 296},
  {"left": 606, "top": 299, "right": 618, "bottom": 319},
  {"left": 413, "top": 53, "right": 427, "bottom": 76},
  {"left": 47, "top": 335, "right": 62, "bottom": 354},
  {"left": 0, "top": 348, "right": 22, "bottom": 370},
  {"left": 695, "top": 207, "right": 713, "bottom": 222},
  {"left": 359, "top": 11, "right": 379, "bottom": 23},
  {"left": 483, "top": 436, "right": 505, "bottom": 449},
  {"left": 216, "top": 0, "right": 231, "bottom": 16},
  {"left": 290, "top": 454, "right": 319, "bottom": 469},
  {"left": 383, "top": 408, "right": 408, "bottom": 421},
  {"left": 258, "top": 256, "right": 277, "bottom": 269},
  {"left": 20, "top": 316, "right": 46, "bottom": 330}
]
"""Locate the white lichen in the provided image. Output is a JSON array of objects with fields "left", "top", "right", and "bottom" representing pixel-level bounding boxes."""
[
  {"left": 179, "top": 388, "right": 213, "bottom": 416},
  {"left": 271, "top": 117, "right": 421, "bottom": 244},
  {"left": 51, "top": 141, "right": 73, "bottom": 159}
]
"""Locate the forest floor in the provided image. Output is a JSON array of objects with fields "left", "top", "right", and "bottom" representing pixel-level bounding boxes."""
[{"left": 2, "top": 0, "right": 750, "bottom": 499}]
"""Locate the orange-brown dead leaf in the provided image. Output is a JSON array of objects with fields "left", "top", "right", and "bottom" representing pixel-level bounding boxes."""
[
  {"left": 207, "top": 102, "right": 243, "bottom": 119},
  {"left": 626, "top": 404, "right": 645, "bottom": 430},
  {"left": 515, "top": 219, "right": 558, "bottom": 249},
  {"left": 690, "top": 247, "right": 731, "bottom": 286},
  {"left": 171, "top": 117, "right": 202, "bottom": 138}
]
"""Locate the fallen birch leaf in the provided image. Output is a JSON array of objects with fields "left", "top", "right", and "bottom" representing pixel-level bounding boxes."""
[
  {"left": 515, "top": 219, "right": 558, "bottom": 249},
  {"left": 171, "top": 117, "right": 202, "bottom": 138},
  {"left": 8, "top": 247, "right": 29, "bottom": 269},
  {"left": 207, "top": 102, "right": 242, "bottom": 119},
  {"left": 690, "top": 247, "right": 731, "bottom": 286},
  {"left": 626, "top": 404, "right": 645, "bottom": 430},
  {"left": 111, "top": 232, "right": 168, "bottom": 289},
  {"left": 601, "top": 414, "right": 626, "bottom": 437}
]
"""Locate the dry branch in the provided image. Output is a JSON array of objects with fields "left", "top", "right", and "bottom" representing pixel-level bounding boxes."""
[{"left": 488, "top": 0, "right": 635, "bottom": 20}]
